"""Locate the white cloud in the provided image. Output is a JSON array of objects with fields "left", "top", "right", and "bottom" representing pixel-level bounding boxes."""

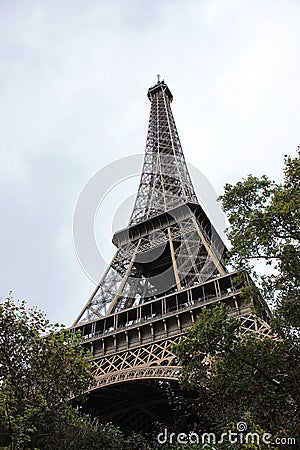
[{"left": 0, "top": 0, "right": 299, "bottom": 324}]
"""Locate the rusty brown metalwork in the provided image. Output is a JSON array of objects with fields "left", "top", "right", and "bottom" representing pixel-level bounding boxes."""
[{"left": 72, "top": 81, "right": 272, "bottom": 429}]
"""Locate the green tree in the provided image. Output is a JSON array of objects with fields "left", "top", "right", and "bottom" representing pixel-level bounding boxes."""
[
  {"left": 175, "top": 151, "right": 300, "bottom": 447},
  {"left": 0, "top": 294, "right": 123, "bottom": 450},
  {"left": 219, "top": 150, "right": 300, "bottom": 333},
  {"left": 175, "top": 304, "right": 299, "bottom": 437}
]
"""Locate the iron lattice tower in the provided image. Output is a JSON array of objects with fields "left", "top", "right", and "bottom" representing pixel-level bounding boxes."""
[{"left": 72, "top": 80, "right": 272, "bottom": 430}]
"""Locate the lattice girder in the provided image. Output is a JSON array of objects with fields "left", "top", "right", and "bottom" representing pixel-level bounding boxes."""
[
  {"left": 72, "top": 81, "right": 274, "bottom": 431},
  {"left": 80, "top": 290, "right": 273, "bottom": 390},
  {"left": 74, "top": 202, "right": 227, "bottom": 325},
  {"left": 73, "top": 80, "right": 231, "bottom": 326},
  {"left": 129, "top": 83, "right": 198, "bottom": 225}
]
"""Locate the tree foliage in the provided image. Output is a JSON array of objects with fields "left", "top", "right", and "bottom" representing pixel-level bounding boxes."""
[
  {"left": 176, "top": 304, "right": 299, "bottom": 437},
  {"left": 0, "top": 295, "right": 123, "bottom": 450},
  {"left": 219, "top": 150, "right": 300, "bottom": 332},
  {"left": 175, "top": 151, "right": 300, "bottom": 448}
]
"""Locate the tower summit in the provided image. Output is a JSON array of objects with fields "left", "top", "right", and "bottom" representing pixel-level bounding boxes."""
[
  {"left": 129, "top": 79, "right": 198, "bottom": 226},
  {"left": 72, "top": 81, "right": 272, "bottom": 431}
]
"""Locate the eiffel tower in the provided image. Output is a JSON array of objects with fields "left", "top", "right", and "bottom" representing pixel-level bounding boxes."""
[{"left": 72, "top": 79, "right": 272, "bottom": 430}]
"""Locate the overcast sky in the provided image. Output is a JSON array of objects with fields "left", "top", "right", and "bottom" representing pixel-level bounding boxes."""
[{"left": 1, "top": 0, "right": 299, "bottom": 326}]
